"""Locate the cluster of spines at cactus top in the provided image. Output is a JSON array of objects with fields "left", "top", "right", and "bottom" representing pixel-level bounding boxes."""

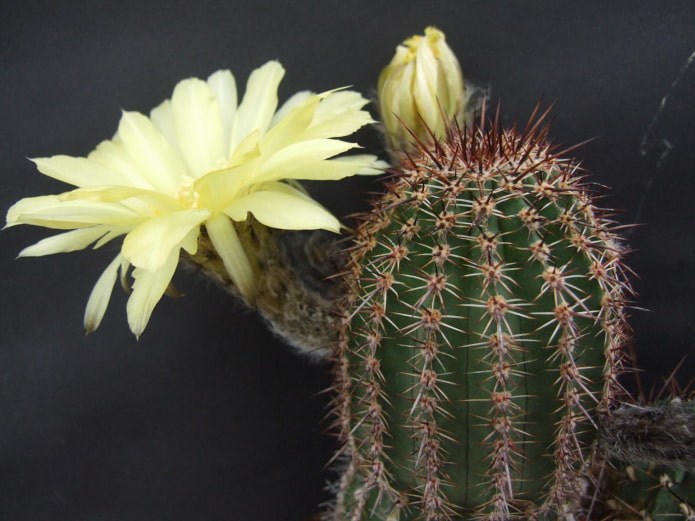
[{"left": 329, "top": 106, "right": 634, "bottom": 521}]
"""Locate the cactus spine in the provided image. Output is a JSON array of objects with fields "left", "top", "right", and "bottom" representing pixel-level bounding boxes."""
[{"left": 330, "top": 108, "right": 635, "bottom": 521}]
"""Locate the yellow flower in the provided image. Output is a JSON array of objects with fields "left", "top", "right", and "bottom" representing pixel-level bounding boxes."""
[
  {"left": 378, "top": 26, "right": 466, "bottom": 150},
  {"left": 7, "top": 61, "right": 381, "bottom": 337}
]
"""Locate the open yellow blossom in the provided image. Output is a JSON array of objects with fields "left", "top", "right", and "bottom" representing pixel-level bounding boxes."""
[
  {"left": 7, "top": 61, "right": 381, "bottom": 337},
  {"left": 378, "top": 27, "right": 466, "bottom": 150}
]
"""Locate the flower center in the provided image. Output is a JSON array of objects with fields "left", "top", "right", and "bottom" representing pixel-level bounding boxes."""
[{"left": 175, "top": 176, "right": 202, "bottom": 209}]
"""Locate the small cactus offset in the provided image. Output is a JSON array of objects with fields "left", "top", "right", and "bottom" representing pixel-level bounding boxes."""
[{"left": 330, "top": 106, "right": 635, "bottom": 521}]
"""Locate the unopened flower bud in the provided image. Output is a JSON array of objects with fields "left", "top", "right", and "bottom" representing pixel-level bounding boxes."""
[{"left": 378, "top": 27, "right": 467, "bottom": 150}]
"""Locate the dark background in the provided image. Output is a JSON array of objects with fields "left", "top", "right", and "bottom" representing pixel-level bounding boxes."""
[{"left": 1, "top": 1, "right": 694, "bottom": 520}]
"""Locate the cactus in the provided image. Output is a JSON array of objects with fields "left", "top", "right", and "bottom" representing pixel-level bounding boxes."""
[{"left": 325, "top": 104, "right": 695, "bottom": 520}]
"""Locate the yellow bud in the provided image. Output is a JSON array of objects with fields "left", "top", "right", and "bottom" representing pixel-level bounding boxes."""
[{"left": 378, "top": 27, "right": 467, "bottom": 150}]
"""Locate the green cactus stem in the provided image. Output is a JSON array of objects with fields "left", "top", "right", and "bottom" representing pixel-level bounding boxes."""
[{"left": 330, "top": 106, "right": 635, "bottom": 521}]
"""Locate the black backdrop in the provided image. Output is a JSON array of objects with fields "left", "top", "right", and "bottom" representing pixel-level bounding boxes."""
[{"left": 1, "top": 1, "right": 694, "bottom": 520}]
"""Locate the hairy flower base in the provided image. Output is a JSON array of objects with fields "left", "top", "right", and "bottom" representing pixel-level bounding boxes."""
[
  {"left": 7, "top": 61, "right": 384, "bottom": 337},
  {"left": 184, "top": 222, "right": 343, "bottom": 359}
]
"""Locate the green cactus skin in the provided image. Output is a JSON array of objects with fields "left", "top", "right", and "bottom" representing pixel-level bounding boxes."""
[{"left": 330, "top": 108, "right": 636, "bottom": 521}]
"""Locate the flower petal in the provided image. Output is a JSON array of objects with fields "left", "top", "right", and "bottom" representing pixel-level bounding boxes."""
[
  {"left": 334, "top": 155, "right": 390, "bottom": 176},
  {"left": 171, "top": 78, "right": 225, "bottom": 176},
  {"left": 270, "top": 90, "right": 313, "bottom": 127},
  {"left": 274, "top": 158, "right": 374, "bottom": 182},
  {"left": 261, "top": 90, "right": 373, "bottom": 154},
  {"left": 254, "top": 151, "right": 380, "bottom": 184},
  {"left": 205, "top": 213, "right": 256, "bottom": 303},
  {"left": 229, "top": 61, "right": 284, "bottom": 151},
  {"left": 84, "top": 253, "right": 129, "bottom": 333},
  {"left": 126, "top": 249, "right": 178, "bottom": 338},
  {"left": 8, "top": 197, "right": 143, "bottom": 229},
  {"left": 302, "top": 90, "right": 374, "bottom": 140},
  {"left": 226, "top": 129, "right": 262, "bottom": 169},
  {"left": 224, "top": 186, "right": 340, "bottom": 232},
  {"left": 6, "top": 195, "right": 60, "bottom": 227},
  {"left": 194, "top": 133, "right": 262, "bottom": 211},
  {"left": 256, "top": 138, "right": 358, "bottom": 183},
  {"left": 122, "top": 209, "right": 209, "bottom": 271},
  {"left": 413, "top": 37, "right": 441, "bottom": 129},
  {"left": 315, "top": 90, "right": 369, "bottom": 115},
  {"left": 94, "top": 226, "right": 133, "bottom": 249},
  {"left": 207, "top": 70, "right": 238, "bottom": 157},
  {"left": 118, "top": 111, "right": 187, "bottom": 193},
  {"left": 260, "top": 94, "right": 321, "bottom": 156},
  {"left": 149, "top": 100, "right": 180, "bottom": 155},
  {"left": 32, "top": 156, "right": 125, "bottom": 188},
  {"left": 87, "top": 139, "right": 155, "bottom": 189},
  {"left": 179, "top": 224, "right": 200, "bottom": 256},
  {"left": 59, "top": 185, "right": 179, "bottom": 212},
  {"left": 18, "top": 226, "right": 109, "bottom": 257}
]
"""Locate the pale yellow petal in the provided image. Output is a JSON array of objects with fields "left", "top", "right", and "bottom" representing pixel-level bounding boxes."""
[
  {"left": 118, "top": 255, "right": 131, "bottom": 293},
  {"left": 266, "top": 158, "right": 371, "bottom": 182},
  {"left": 59, "top": 185, "right": 180, "bottom": 213},
  {"left": 118, "top": 111, "right": 187, "bottom": 193},
  {"left": 302, "top": 109, "right": 374, "bottom": 141},
  {"left": 194, "top": 136, "right": 261, "bottom": 211},
  {"left": 94, "top": 225, "right": 133, "bottom": 249},
  {"left": 205, "top": 213, "right": 255, "bottom": 303},
  {"left": 316, "top": 90, "right": 368, "bottom": 114},
  {"left": 260, "top": 94, "right": 321, "bottom": 155},
  {"left": 446, "top": 63, "right": 465, "bottom": 110},
  {"left": 226, "top": 129, "right": 261, "bottom": 169},
  {"left": 262, "top": 89, "right": 368, "bottom": 151},
  {"left": 260, "top": 180, "right": 313, "bottom": 201},
  {"left": 395, "top": 62, "right": 417, "bottom": 123},
  {"left": 32, "top": 156, "right": 125, "bottom": 188},
  {"left": 84, "top": 253, "right": 128, "bottom": 333},
  {"left": 381, "top": 62, "right": 417, "bottom": 145},
  {"left": 378, "top": 63, "right": 413, "bottom": 137},
  {"left": 8, "top": 198, "right": 143, "bottom": 230},
  {"left": 413, "top": 37, "right": 440, "bottom": 129},
  {"left": 224, "top": 188, "right": 340, "bottom": 232},
  {"left": 149, "top": 100, "right": 180, "bottom": 154},
  {"left": 207, "top": 70, "right": 237, "bottom": 156},
  {"left": 333, "top": 155, "right": 389, "bottom": 176},
  {"left": 18, "top": 226, "right": 109, "bottom": 257},
  {"left": 126, "top": 249, "right": 179, "bottom": 338},
  {"left": 88, "top": 139, "right": 154, "bottom": 189},
  {"left": 229, "top": 61, "right": 284, "bottom": 151},
  {"left": 302, "top": 90, "right": 374, "bottom": 140},
  {"left": 6, "top": 195, "right": 61, "bottom": 227},
  {"left": 180, "top": 225, "right": 200, "bottom": 255},
  {"left": 270, "top": 90, "right": 313, "bottom": 127},
  {"left": 171, "top": 78, "right": 225, "bottom": 176},
  {"left": 256, "top": 138, "right": 358, "bottom": 183},
  {"left": 122, "top": 209, "right": 209, "bottom": 271}
]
